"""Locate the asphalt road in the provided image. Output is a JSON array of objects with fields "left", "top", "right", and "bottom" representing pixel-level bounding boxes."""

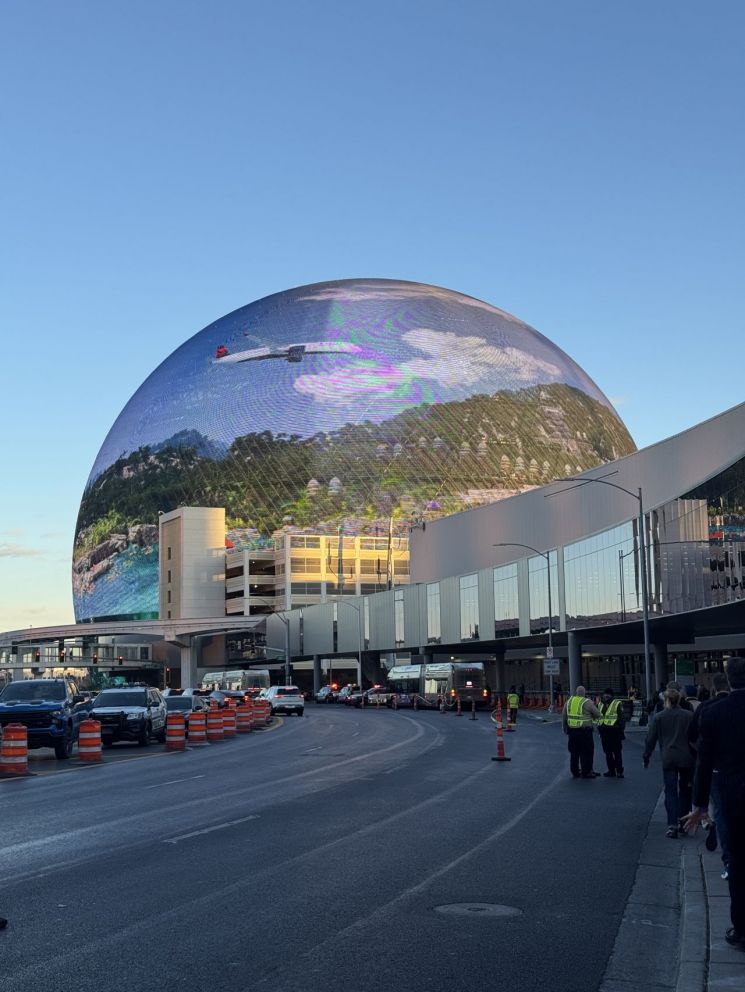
[{"left": 0, "top": 707, "right": 661, "bottom": 992}]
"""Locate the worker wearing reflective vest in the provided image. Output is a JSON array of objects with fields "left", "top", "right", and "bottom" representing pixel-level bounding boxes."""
[
  {"left": 598, "top": 687, "right": 626, "bottom": 779},
  {"left": 507, "top": 687, "right": 520, "bottom": 725},
  {"left": 562, "top": 686, "right": 601, "bottom": 779}
]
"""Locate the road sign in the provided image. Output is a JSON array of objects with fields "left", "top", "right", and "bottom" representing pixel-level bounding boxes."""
[
  {"left": 545, "top": 645, "right": 554, "bottom": 659},
  {"left": 543, "top": 659, "right": 560, "bottom": 676}
]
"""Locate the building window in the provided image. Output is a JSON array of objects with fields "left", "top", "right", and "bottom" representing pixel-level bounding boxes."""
[
  {"left": 459, "top": 573, "right": 479, "bottom": 639},
  {"left": 167, "top": 610, "right": 171, "bottom": 619},
  {"left": 394, "top": 589, "right": 405, "bottom": 647},
  {"left": 364, "top": 598, "right": 370, "bottom": 647},
  {"left": 493, "top": 563, "right": 519, "bottom": 638},
  {"left": 427, "top": 583, "right": 441, "bottom": 643},
  {"left": 291, "top": 557, "right": 321, "bottom": 573},
  {"left": 167, "top": 590, "right": 171, "bottom": 604},
  {"left": 528, "top": 551, "right": 558, "bottom": 635},
  {"left": 167, "top": 547, "right": 172, "bottom": 561},
  {"left": 167, "top": 570, "right": 171, "bottom": 584}
]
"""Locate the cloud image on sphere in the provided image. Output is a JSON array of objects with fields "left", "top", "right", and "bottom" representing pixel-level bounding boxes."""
[{"left": 73, "top": 279, "right": 636, "bottom": 621}]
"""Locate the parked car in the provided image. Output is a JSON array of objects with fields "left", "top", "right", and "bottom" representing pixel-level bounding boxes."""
[
  {"left": 0, "top": 678, "right": 87, "bottom": 759},
  {"left": 165, "top": 694, "right": 208, "bottom": 735},
  {"left": 340, "top": 685, "right": 361, "bottom": 705},
  {"left": 364, "top": 685, "right": 397, "bottom": 707},
  {"left": 265, "top": 685, "right": 305, "bottom": 717},
  {"left": 337, "top": 684, "right": 360, "bottom": 705},
  {"left": 315, "top": 686, "right": 337, "bottom": 704},
  {"left": 89, "top": 686, "right": 167, "bottom": 746}
]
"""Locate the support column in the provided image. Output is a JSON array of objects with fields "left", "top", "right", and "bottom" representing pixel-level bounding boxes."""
[
  {"left": 653, "top": 643, "right": 668, "bottom": 692},
  {"left": 313, "top": 654, "right": 321, "bottom": 695},
  {"left": 179, "top": 638, "right": 198, "bottom": 689},
  {"left": 495, "top": 653, "right": 507, "bottom": 696},
  {"left": 568, "top": 631, "right": 582, "bottom": 693}
]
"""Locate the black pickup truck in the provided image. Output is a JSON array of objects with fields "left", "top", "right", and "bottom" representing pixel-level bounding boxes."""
[{"left": 0, "top": 678, "right": 87, "bottom": 758}]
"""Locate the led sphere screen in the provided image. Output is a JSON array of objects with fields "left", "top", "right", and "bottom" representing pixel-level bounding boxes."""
[{"left": 73, "top": 279, "right": 635, "bottom": 621}]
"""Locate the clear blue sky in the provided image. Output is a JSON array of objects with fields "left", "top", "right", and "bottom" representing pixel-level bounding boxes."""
[{"left": 1, "top": 0, "right": 743, "bottom": 629}]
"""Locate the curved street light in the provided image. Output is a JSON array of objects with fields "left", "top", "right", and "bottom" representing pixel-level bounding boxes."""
[{"left": 546, "top": 471, "right": 652, "bottom": 701}]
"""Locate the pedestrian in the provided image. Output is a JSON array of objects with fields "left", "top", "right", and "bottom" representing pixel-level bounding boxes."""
[
  {"left": 507, "top": 686, "right": 520, "bottom": 726},
  {"left": 643, "top": 687, "right": 694, "bottom": 837},
  {"left": 683, "top": 656, "right": 745, "bottom": 950},
  {"left": 667, "top": 680, "right": 694, "bottom": 712},
  {"left": 689, "top": 671, "right": 731, "bottom": 877},
  {"left": 562, "top": 686, "right": 600, "bottom": 779},
  {"left": 598, "top": 687, "right": 626, "bottom": 778}
]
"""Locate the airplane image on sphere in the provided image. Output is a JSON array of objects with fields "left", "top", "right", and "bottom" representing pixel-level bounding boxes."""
[{"left": 213, "top": 341, "right": 363, "bottom": 364}]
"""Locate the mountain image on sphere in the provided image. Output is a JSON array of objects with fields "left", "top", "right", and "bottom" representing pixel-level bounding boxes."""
[{"left": 72, "top": 279, "right": 636, "bottom": 621}]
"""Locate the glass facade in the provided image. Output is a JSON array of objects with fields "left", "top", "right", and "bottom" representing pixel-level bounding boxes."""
[
  {"left": 459, "top": 573, "right": 479, "bottom": 640},
  {"left": 493, "top": 563, "right": 519, "bottom": 638},
  {"left": 528, "top": 552, "right": 558, "bottom": 635},
  {"left": 427, "top": 583, "right": 441, "bottom": 643},
  {"left": 564, "top": 523, "right": 640, "bottom": 628}
]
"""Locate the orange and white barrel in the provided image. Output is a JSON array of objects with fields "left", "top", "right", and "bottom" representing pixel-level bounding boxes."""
[
  {"left": 206, "top": 708, "right": 224, "bottom": 742},
  {"left": 78, "top": 718, "right": 103, "bottom": 762},
  {"left": 251, "top": 700, "right": 268, "bottom": 727},
  {"left": 0, "top": 723, "right": 28, "bottom": 775},
  {"left": 222, "top": 708, "right": 236, "bottom": 738},
  {"left": 236, "top": 704, "right": 252, "bottom": 733},
  {"left": 166, "top": 711, "right": 186, "bottom": 751},
  {"left": 189, "top": 711, "right": 207, "bottom": 744}
]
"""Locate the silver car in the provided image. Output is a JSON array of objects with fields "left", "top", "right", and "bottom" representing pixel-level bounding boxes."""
[{"left": 265, "top": 685, "right": 305, "bottom": 716}]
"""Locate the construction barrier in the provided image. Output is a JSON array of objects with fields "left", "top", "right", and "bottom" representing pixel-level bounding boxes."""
[
  {"left": 252, "top": 699, "right": 271, "bottom": 727},
  {"left": 470, "top": 700, "right": 478, "bottom": 721},
  {"left": 222, "top": 708, "right": 237, "bottom": 738},
  {"left": 206, "top": 708, "right": 224, "bottom": 742},
  {"left": 79, "top": 718, "right": 103, "bottom": 762},
  {"left": 392, "top": 693, "right": 398, "bottom": 710},
  {"left": 166, "top": 712, "right": 186, "bottom": 751},
  {"left": 189, "top": 711, "right": 207, "bottom": 744},
  {"left": 456, "top": 697, "right": 462, "bottom": 717},
  {"left": 491, "top": 702, "right": 511, "bottom": 763},
  {"left": 236, "top": 703, "right": 252, "bottom": 733},
  {"left": 0, "top": 723, "right": 28, "bottom": 775}
]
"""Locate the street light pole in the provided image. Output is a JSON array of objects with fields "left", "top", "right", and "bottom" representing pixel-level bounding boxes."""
[
  {"left": 338, "top": 599, "right": 363, "bottom": 688},
  {"left": 494, "top": 542, "right": 555, "bottom": 711},
  {"left": 546, "top": 473, "right": 653, "bottom": 702}
]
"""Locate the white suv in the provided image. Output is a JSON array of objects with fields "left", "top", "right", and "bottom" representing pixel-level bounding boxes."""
[{"left": 265, "top": 685, "right": 304, "bottom": 717}]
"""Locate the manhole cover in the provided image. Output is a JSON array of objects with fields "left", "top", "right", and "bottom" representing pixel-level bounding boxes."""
[{"left": 434, "top": 903, "right": 521, "bottom": 919}]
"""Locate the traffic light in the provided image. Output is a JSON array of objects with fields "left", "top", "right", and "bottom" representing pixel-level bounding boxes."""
[
  {"left": 34, "top": 650, "right": 40, "bottom": 662},
  {"left": 92, "top": 653, "right": 98, "bottom": 664},
  {"left": 117, "top": 656, "right": 123, "bottom": 665},
  {"left": 59, "top": 649, "right": 65, "bottom": 662}
]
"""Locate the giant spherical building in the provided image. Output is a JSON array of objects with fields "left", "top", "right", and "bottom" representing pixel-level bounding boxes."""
[{"left": 73, "top": 279, "right": 635, "bottom": 621}]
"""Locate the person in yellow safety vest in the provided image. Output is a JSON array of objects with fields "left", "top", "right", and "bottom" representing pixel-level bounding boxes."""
[
  {"left": 507, "top": 687, "right": 520, "bottom": 725},
  {"left": 598, "top": 687, "right": 626, "bottom": 778},
  {"left": 562, "top": 686, "right": 601, "bottom": 779}
]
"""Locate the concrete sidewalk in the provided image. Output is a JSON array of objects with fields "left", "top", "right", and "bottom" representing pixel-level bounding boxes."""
[{"left": 600, "top": 795, "right": 744, "bottom": 992}]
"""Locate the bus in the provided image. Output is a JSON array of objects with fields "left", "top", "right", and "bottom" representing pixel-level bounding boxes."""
[{"left": 384, "top": 662, "right": 490, "bottom": 709}]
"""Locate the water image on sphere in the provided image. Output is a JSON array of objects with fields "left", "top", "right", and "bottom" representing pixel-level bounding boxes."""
[{"left": 72, "top": 279, "right": 636, "bottom": 621}]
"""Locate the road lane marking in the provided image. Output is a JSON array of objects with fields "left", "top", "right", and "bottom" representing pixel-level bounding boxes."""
[
  {"left": 0, "top": 717, "right": 428, "bottom": 862},
  {"left": 162, "top": 814, "right": 258, "bottom": 844},
  {"left": 145, "top": 775, "right": 205, "bottom": 789}
]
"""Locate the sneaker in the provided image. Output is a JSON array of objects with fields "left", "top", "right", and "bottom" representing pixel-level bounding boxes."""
[
  {"left": 616, "top": 772, "right": 624, "bottom": 778},
  {"left": 725, "top": 928, "right": 745, "bottom": 950},
  {"left": 705, "top": 822, "right": 718, "bottom": 852},
  {"left": 603, "top": 771, "right": 616, "bottom": 778},
  {"left": 722, "top": 869, "right": 729, "bottom": 881},
  {"left": 666, "top": 827, "right": 679, "bottom": 839}
]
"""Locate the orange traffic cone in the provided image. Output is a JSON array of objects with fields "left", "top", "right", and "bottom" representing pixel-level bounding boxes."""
[{"left": 491, "top": 702, "right": 511, "bottom": 762}]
